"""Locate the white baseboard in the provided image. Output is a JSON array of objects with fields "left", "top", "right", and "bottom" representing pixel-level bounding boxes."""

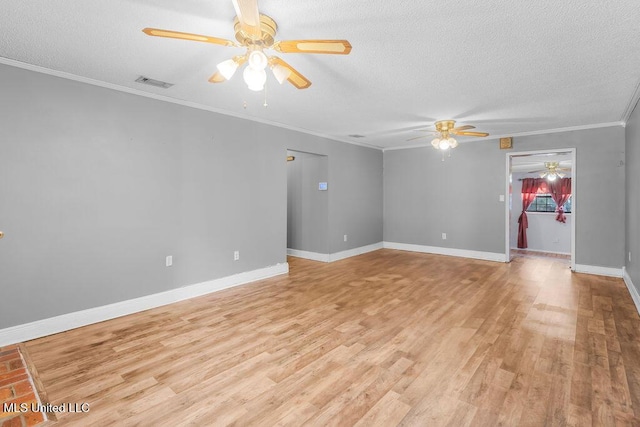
[
  {"left": 623, "top": 267, "right": 640, "bottom": 316},
  {"left": 574, "top": 264, "right": 623, "bottom": 278},
  {"left": 0, "top": 263, "right": 289, "bottom": 347},
  {"left": 286, "top": 248, "right": 330, "bottom": 262},
  {"left": 287, "top": 242, "right": 383, "bottom": 263},
  {"left": 383, "top": 241, "right": 507, "bottom": 263},
  {"left": 510, "top": 247, "right": 571, "bottom": 256},
  {"left": 328, "top": 242, "right": 384, "bottom": 262}
]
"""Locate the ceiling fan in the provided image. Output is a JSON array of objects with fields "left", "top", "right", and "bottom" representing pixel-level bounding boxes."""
[
  {"left": 530, "top": 161, "right": 571, "bottom": 181},
  {"left": 408, "top": 120, "right": 489, "bottom": 150},
  {"left": 142, "top": 0, "right": 352, "bottom": 91}
]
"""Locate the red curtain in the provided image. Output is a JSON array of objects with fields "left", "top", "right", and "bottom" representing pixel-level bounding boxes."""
[
  {"left": 517, "top": 178, "right": 544, "bottom": 248},
  {"left": 549, "top": 178, "right": 572, "bottom": 223}
]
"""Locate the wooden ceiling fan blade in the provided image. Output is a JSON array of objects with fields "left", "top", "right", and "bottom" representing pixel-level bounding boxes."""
[
  {"left": 269, "top": 57, "right": 311, "bottom": 89},
  {"left": 142, "top": 28, "right": 236, "bottom": 46},
  {"left": 273, "top": 40, "right": 352, "bottom": 55},
  {"left": 208, "top": 71, "right": 226, "bottom": 83},
  {"left": 232, "top": 0, "right": 262, "bottom": 40},
  {"left": 451, "top": 125, "right": 475, "bottom": 132},
  {"left": 452, "top": 131, "right": 489, "bottom": 137}
]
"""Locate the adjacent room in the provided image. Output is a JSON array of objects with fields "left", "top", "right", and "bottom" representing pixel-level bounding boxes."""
[{"left": 1, "top": 1, "right": 640, "bottom": 425}]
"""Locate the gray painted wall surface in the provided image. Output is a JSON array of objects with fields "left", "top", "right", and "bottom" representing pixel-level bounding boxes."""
[
  {"left": 0, "top": 64, "right": 383, "bottom": 328},
  {"left": 626, "top": 104, "right": 640, "bottom": 292},
  {"left": 384, "top": 126, "right": 626, "bottom": 267},
  {"left": 286, "top": 151, "right": 329, "bottom": 253}
]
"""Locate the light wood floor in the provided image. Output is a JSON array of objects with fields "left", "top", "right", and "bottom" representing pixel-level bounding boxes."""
[{"left": 25, "top": 249, "right": 640, "bottom": 426}]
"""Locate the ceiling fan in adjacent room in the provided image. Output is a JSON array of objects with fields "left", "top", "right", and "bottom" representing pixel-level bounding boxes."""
[
  {"left": 530, "top": 161, "right": 571, "bottom": 181},
  {"left": 407, "top": 120, "right": 490, "bottom": 150},
  {"left": 142, "top": 0, "right": 352, "bottom": 91}
]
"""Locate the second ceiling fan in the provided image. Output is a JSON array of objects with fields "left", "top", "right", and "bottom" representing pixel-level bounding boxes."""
[
  {"left": 408, "top": 120, "right": 490, "bottom": 150},
  {"left": 143, "top": 0, "right": 352, "bottom": 91}
]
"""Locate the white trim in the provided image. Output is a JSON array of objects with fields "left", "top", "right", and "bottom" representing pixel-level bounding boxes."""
[
  {"left": 383, "top": 241, "right": 507, "bottom": 263},
  {"left": 505, "top": 148, "right": 576, "bottom": 271},
  {"left": 287, "top": 242, "right": 383, "bottom": 263},
  {"left": 574, "top": 264, "right": 623, "bottom": 278},
  {"left": 0, "top": 57, "right": 382, "bottom": 152},
  {"left": 287, "top": 248, "right": 330, "bottom": 262},
  {"left": 510, "top": 248, "right": 571, "bottom": 256},
  {"left": 0, "top": 263, "right": 289, "bottom": 347},
  {"left": 383, "top": 122, "right": 624, "bottom": 152},
  {"left": 623, "top": 267, "right": 640, "bottom": 316},
  {"left": 622, "top": 76, "right": 640, "bottom": 124},
  {"left": 328, "top": 242, "right": 384, "bottom": 262}
]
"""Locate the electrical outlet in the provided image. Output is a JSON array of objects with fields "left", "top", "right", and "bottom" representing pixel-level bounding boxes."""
[
  {"left": 166, "top": 255, "right": 172, "bottom": 267},
  {"left": 442, "top": 233, "right": 447, "bottom": 240},
  {"left": 499, "top": 195, "right": 505, "bottom": 202},
  {"left": 234, "top": 251, "right": 240, "bottom": 261},
  {"left": 344, "top": 234, "right": 348, "bottom": 242}
]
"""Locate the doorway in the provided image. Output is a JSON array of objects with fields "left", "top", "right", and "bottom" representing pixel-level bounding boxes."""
[
  {"left": 286, "top": 149, "right": 329, "bottom": 261},
  {"left": 505, "top": 149, "right": 576, "bottom": 270}
]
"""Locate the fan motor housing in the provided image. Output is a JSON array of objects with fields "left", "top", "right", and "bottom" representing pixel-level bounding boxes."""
[{"left": 234, "top": 14, "right": 277, "bottom": 47}]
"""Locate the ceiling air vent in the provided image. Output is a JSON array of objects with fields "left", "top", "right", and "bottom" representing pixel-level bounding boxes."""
[
  {"left": 135, "top": 76, "right": 173, "bottom": 89},
  {"left": 348, "top": 134, "right": 365, "bottom": 138}
]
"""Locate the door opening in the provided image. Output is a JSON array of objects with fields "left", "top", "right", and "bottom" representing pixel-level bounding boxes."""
[
  {"left": 506, "top": 149, "right": 576, "bottom": 270},
  {"left": 286, "top": 149, "right": 329, "bottom": 263}
]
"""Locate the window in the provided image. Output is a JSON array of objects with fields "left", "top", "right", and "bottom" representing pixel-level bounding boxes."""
[{"left": 526, "top": 194, "right": 571, "bottom": 213}]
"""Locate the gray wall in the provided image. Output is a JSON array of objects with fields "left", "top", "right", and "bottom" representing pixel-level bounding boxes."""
[
  {"left": 626, "top": 103, "right": 640, "bottom": 292},
  {"left": 0, "top": 63, "right": 383, "bottom": 328},
  {"left": 286, "top": 151, "right": 329, "bottom": 253},
  {"left": 384, "top": 126, "right": 626, "bottom": 268}
]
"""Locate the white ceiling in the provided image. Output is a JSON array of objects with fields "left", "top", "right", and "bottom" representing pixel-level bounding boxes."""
[
  {"left": 2, "top": 1, "right": 640, "bottom": 150},
  {"left": 511, "top": 153, "right": 572, "bottom": 174}
]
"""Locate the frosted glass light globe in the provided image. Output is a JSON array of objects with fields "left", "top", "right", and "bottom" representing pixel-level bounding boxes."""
[
  {"left": 248, "top": 50, "right": 268, "bottom": 70},
  {"left": 243, "top": 67, "right": 266, "bottom": 91}
]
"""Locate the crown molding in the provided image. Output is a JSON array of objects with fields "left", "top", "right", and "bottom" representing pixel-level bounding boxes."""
[
  {"left": 382, "top": 121, "right": 625, "bottom": 152},
  {"left": 0, "top": 56, "right": 383, "bottom": 151},
  {"left": 622, "top": 76, "right": 640, "bottom": 124}
]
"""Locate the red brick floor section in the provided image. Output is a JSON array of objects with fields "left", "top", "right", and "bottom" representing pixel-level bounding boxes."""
[{"left": 0, "top": 345, "right": 46, "bottom": 427}]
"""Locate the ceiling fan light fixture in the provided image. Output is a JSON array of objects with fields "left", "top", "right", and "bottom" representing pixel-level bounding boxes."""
[
  {"left": 448, "top": 137, "right": 458, "bottom": 148},
  {"left": 431, "top": 138, "right": 440, "bottom": 149},
  {"left": 547, "top": 173, "right": 557, "bottom": 181},
  {"left": 243, "top": 66, "right": 266, "bottom": 91},
  {"left": 438, "top": 139, "right": 451, "bottom": 150},
  {"left": 248, "top": 49, "right": 268, "bottom": 70},
  {"left": 216, "top": 58, "right": 240, "bottom": 80},
  {"left": 271, "top": 63, "right": 291, "bottom": 84}
]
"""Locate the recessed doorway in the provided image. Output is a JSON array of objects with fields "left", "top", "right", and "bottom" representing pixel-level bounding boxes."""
[
  {"left": 505, "top": 149, "right": 576, "bottom": 270},
  {"left": 286, "top": 149, "right": 329, "bottom": 262}
]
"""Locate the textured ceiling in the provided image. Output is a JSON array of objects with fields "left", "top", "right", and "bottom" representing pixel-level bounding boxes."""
[
  {"left": 1, "top": 1, "right": 640, "bottom": 149},
  {"left": 511, "top": 153, "right": 572, "bottom": 173}
]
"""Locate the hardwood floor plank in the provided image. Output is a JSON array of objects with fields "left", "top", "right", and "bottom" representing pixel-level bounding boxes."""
[{"left": 18, "top": 250, "right": 640, "bottom": 426}]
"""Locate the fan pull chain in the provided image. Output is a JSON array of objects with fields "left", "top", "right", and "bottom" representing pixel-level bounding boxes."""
[{"left": 263, "top": 81, "right": 268, "bottom": 108}]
